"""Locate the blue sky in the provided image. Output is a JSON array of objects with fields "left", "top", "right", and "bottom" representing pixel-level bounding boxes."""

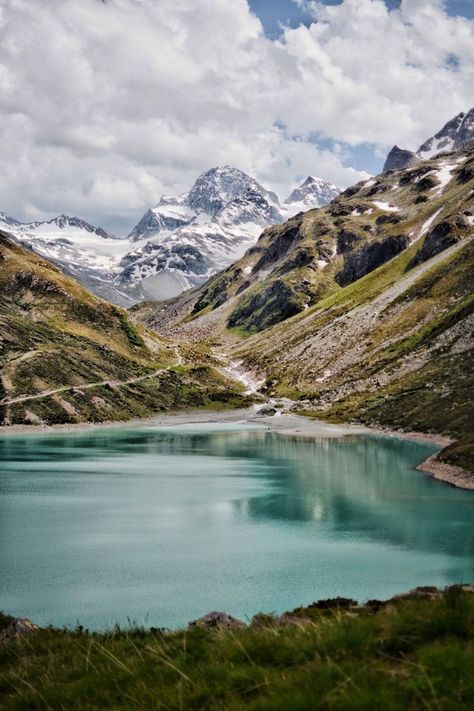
[
  {"left": 1, "top": 0, "right": 473, "bottom": 232},
  {"left": 248, "top": 0, "right": 474, "bottom": 181},
  {"left": 249, "top": 0, "right": 474, "bottom": 38}
]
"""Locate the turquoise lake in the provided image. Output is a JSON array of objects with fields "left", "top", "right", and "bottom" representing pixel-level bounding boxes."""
[{"left": 0, "top": 423, "right": 473, "bottom": 630}]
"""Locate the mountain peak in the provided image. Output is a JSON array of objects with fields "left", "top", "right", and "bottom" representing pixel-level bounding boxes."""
[
  {"left": 418, "top": 109, "right": 472, "bottom": 158},
  {"left": 285, "top": 176, "right": 340, "bottom": 207},
  {"left": 384, "top": 107, "right": 474, "bottom": 171},
  {"left": 383, "top": 145, "right": 420, "bottom": 172},
  {"left": 187, "top": 165, "right": 279, "bottom": 213}
]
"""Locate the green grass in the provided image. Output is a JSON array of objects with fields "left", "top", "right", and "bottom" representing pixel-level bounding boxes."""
[{"left": 1, "top": 588, "right": 473, "bottom": 709}]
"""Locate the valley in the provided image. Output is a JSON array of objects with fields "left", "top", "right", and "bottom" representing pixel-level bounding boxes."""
[{"left": 1, "top": 119, "right": 473, "bottom": 487}]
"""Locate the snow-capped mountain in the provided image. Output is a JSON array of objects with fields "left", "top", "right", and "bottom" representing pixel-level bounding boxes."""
[
  {"left": 120, "top": 167, "right": 339, "bottom": 301},
  {"left": 285, "top": 176, "right": 340, "bottom": 210},
  {"left": 0, "top": 211, "right": 21, "bottom": 229},
  {"left": 418, "top": 108, "right": 474, "bottom": 159},
  {"left": 1, "top": 167, "right": 340, "bottom": 305},
  {"left": 384, "top": 107, "right": 474, "bottom": 171},
  {"left": 0, "top": 212, "right": 134, "bottom": 305}
]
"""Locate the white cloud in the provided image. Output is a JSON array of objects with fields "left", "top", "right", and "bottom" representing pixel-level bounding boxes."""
[{"left": 0, "top": 0, "right": 472, "bottom": 234}]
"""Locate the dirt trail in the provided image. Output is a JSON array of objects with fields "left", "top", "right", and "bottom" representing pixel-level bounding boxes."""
[{"left": 1, "top": 348, "right": 185, "bottom": 407}]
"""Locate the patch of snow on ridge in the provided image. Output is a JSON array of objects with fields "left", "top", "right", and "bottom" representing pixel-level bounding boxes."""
[
  {"left": 351, "top": 207, "right": 373, "bottom": 216},
  {"left": 373, "top": 201, "right": 399, "bottom": 212},
  {"left": 416, "top": 208, "right": 444, "bottom": 241},
  {"left": 431, "top": 160, "right": 459, "bottom": 197}
]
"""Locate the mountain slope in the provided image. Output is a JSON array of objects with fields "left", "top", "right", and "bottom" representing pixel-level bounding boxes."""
[
  {"left": 1, "top": 213, "right": 134, "bottom": 306},
  {"left": 138, "top": 142, "right": 473, "bottom": 338},
  {"left": 0, "top": 232, "right": 246, "bottom": 426}
]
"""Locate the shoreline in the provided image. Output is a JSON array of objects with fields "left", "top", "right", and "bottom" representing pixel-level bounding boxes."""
[
  {"left": 0, "top": 407, "right": 370, "bottom": 438},
  {"left": 416, "top": 454, "right": 474, "bottom": 491},
  {"left": 0, "top": 407, "right": 471, "bottom": 490},
  {"left": 2, "top": 585, "right": 473, "bottom": 637}
]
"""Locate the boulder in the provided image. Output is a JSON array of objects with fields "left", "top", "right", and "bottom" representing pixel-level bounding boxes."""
[
  {"left": 188, "top": 611, "right": 246, "bottom": 630},
  {"left": 0, "top": 618, "right": 39, "bottom": 644},
  {"left": 257, "top": 405, "right": 277, "bottom": 416}
]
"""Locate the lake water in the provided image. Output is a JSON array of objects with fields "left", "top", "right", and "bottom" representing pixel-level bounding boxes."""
[{"left": 1, "top": 423, "right": 473, "bottom": 630}]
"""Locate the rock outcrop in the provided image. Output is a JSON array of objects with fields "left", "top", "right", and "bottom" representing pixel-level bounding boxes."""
[
  {"left": 188, "top": 611, "right": 246, "bottom": 629},
  {"left": 0, "top": 618, "right": 38, "bottom": 644},
  {"left": 383, "top": 145, "right": 420, "bottom": 172},
  {"left": 336, "top": 234, "right": 410, "bottom": 287}
]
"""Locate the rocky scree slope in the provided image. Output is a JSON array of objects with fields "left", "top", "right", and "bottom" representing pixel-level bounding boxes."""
[
  {"left": 135, "top": 144, "right": 474, "bottom": 472},
  {"left": 0, "top": 233, "right": 246, "bottom": 426}
]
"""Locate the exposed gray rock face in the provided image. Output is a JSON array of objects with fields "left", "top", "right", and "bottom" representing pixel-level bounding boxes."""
[
  {"left": 336, "top": 234, "right": 410, "bottom": 287},
  {"left": 410, "top": 216, "right": 470, "bottom": 267},
  {"left": 188, "top": 611, "right": 246, "bottom": 629},
  {"left": 383, "top": 146, "right": 420, "bottom": 172},
  {"left": 336, "top": 229, "right": 364, "bottom": 254},
  {"left": 228, "top": 279, "right": 303, "bottom": 332}
]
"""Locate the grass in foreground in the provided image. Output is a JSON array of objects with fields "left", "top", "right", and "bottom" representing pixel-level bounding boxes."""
[{"left": 1, "top": 588, "right": 473, "bottom": 709}]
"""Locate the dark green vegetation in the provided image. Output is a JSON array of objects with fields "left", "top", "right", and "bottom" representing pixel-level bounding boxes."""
[
  {"left": 0, "top": 232, "right": 247, "bottom": 425},
  {"left": 1, "top": 588, "right": 473, "bottom": 709}
]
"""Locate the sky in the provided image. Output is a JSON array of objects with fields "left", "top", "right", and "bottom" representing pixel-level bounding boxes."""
[{"left": 0, "top": 0, "right": 473, "bottom": 235}]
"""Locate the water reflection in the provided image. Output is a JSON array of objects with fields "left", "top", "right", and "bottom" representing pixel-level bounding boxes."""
[{"left": 1, "top": 425, "right": 473, "bottom": 629}]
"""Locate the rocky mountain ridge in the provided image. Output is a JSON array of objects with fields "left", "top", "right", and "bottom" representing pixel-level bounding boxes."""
[{"left": 383, "top": 107, "right": 474, "bottom": 172}]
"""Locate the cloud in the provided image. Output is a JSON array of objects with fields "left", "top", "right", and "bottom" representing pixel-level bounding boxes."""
[{"left": 0, "top": 0, "right": 472, "bottom": 233}]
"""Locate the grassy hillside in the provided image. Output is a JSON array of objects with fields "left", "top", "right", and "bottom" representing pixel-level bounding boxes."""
[
  {"left": 0, "top": 232, "right": 247, "bottom": 426},
  {"left": 1, "top": 587, "right": 473, "bottom": 709},
  {"left": 234, "top": 237, "right": 473, "bottom": 469}
]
